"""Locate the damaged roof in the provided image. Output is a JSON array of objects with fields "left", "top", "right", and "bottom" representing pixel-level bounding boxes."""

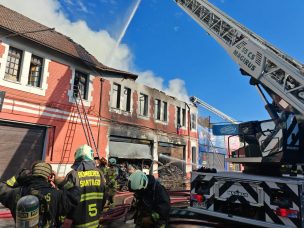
[{"left": 0, "top": 4, "right": 137, "bottom": 79}]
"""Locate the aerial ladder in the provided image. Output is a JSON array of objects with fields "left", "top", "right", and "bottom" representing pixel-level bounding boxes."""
[
  {"left": 173, "top": 1, "right": 304, "bottom": 227},
  {"left": 175, "top": 0, "right": 304, "bottom": 167},
  {"left": 175, "top": 0, "right": 304, "bottom": 116},
  {"left": 190, "top": 96, "right": 237, "bottom": 124}
]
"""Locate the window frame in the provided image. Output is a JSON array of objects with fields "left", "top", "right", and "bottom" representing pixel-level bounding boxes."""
[
  {"left": 162, "top": 101, "right": 168, "bottom": 122},
  {"left": 123, "top": 86, "right": 131, "bottom": 112},
  {"left": 176, "top": 106, "right": 181, "bottom": 126},
  {"left": 27, "top": 54, "right": 43, "bottom": 87},
  {"left": 154, "top": 99, "right": 161, "bottom": 120},
  {"left": 191, "top": 113, "right": 197, "bottom": 130},
  {"left": 4, "top": 46, "right": 23, "bottom": 82},
  {"left": 111, "top": 83, "right": 121, "bottom": 109},
  {"left": 182, "top": 108, "right": 186, "bottom": 127},
  {"left": 73, "top": 70, "right": 89, "bottom": 100},
  {"left": 139, "top": 93, "right": 148, "bottom": 116}
]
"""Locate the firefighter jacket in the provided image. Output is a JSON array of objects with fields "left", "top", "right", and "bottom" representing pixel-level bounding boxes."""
[
  {"left": 65, "top": 160, "right": 106, "bottom": 228},
  {"left": 0, "top": 176, "right": 80, "bottom": 227},
  {"left": 102, "top": 165, "right": 118, "bottom": 196},
  {"left": 133, "top": 175, "right": 171, "bottom": 228}
]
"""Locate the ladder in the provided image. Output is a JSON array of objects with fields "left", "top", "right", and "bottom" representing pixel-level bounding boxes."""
[
  {"left": 73, "top": 85, "right": 99, "bottom": 157},
  {"left": 57, "top": 85, "right": 99, "bottom": 176},
  {"left": 175, "top": 0, "right": 304, "bottom": 114},
  {"left": 57, "top": 107, "right": 78, "bottom": 176},
  {"left": 190, "top": 96, "right": 237, "bottom": 123}
]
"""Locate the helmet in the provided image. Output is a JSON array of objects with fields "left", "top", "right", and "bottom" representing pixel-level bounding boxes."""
[
  {"left": 108, "top": 157, "right": 117, "bottom": 165},
  {"left": 74, "top": 144, "right": 94, "bottom": 161},
  {"left": 31, "top": 162, "right": 52, "bottom": 180},
  {"left": 128, "top": 170, "right": 148, "bottom": 191},
  {"left": 99, "top": 157, "right": 108, "bottom": 166}
]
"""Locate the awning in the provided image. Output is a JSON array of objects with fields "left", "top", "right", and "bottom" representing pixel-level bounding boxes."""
[{"left": 109, "top": 141, "right": 152, "bottom": 159}]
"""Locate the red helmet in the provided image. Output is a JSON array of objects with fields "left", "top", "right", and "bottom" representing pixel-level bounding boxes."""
[{"left": 99, "top": 157, "right": 108, "bottom": 166}]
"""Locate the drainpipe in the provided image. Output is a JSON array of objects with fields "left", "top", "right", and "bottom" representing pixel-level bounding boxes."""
[{"left": 96, "top": 78, "right": 104, "bottom": 155}]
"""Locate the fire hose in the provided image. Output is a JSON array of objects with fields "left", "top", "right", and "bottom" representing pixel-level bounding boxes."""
[
  {"left": 100, "top": 190, "right": 190, "bottom": 224},
  {"left": 0, "top": 191, "right": 191, "bottom": 222},
  {"left": 0, "top": 210, "right": 12, "bottom": 218}
]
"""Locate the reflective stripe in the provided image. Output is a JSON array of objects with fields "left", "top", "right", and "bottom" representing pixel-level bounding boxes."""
[
  {"left": 6, "top": 176, "right": 16, "bottom": 187},
  {"left": 80, "top": 192, "right": 103, "bottom": 202},
  {"left": 75, "top": 219, "right": 99, "bottom": 228}
]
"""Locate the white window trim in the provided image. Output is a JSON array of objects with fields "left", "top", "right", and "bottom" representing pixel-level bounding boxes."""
[
  {"left": 191, "top": 112, "right": 197, "bottom": 131},
  {"left": 122, "top": 86, "right": 133, "bottom": 113},
  {"left": 109, "top": 82, "right": 133, "bottom": 116},
  {"left": 138, "top": 92, "right": 150, "bottom": 119},
  {"left": 67, "top": 67, "right": 93, "bottom": 107},
  {"left": 0, "top": 43, "right": 49, "bottom": 96},
  {"left": 154, "top": 99, "right": 169, "bottom": 125},
  {"left": 176, "top": 106, "right": 187, "bottom": 129}
]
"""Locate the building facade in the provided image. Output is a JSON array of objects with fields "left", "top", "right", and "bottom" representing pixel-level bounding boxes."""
[{"left": 0, "top": 5, "right": 198, "bottom": 180}]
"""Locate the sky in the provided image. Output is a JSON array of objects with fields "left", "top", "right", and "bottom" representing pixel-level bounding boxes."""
[{"left": 1, "top": 0, "right": 303, "bottom": 123}]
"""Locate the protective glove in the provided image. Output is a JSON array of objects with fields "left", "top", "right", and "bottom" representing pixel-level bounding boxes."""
[{"left": 151, "top": 212, "right": 160, "bottom": 222}]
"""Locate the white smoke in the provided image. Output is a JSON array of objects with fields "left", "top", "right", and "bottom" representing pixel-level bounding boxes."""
[{"left": 0, "top": 0, "right": 189, "bottom": 101}]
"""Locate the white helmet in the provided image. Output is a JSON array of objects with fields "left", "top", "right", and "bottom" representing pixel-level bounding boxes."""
[
  {"left": 128, "top": 170, "right": 148, "bottom": 191},
  {"left": 74, "top": 144, "right": 94, "bottom": 161}
]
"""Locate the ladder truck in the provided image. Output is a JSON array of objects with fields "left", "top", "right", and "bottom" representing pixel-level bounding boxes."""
[{"left": 174, "top": 0, "right": 304, "bottom": 227}]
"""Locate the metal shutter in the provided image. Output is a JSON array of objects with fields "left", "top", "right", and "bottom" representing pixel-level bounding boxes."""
[{"left": 0, "top": 121, "right": 45, "bottom": 181}]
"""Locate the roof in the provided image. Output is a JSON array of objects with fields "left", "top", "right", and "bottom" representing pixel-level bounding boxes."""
[{"left": 0, "top": 4, "right": 137, "bottom": 79}]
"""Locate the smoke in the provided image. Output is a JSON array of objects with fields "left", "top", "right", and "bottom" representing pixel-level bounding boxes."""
[
  {"left": 0, "top": 0, "right": 189, "bottom": 102},
  {"left": 137, "top": 71, "right": 189, "bottom": 102}
]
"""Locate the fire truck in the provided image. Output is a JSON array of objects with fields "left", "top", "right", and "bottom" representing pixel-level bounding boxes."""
[{"left": 174, "top": 0, "right": 304, "bottom": 227}]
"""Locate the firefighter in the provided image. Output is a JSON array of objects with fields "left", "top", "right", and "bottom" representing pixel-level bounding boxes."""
[
  {"left": 96, "top": 157, "right": 108, "bottom": 174},
  {"left": 106, "top": 157, "right": 118, "bottom": 208},
  {"left": 128, "top": 170, "right": 171, "bottom": 228},
  {"left": 63, "top": 144, "right": 106, "bottom": 227},
  {"left": 0, "top": 161, "right": 80, "bottom": 227}
]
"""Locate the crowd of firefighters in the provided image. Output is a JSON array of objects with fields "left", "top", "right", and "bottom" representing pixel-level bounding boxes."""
[{"left": 0, "top": 144, "right": 171, "bottom": 228}]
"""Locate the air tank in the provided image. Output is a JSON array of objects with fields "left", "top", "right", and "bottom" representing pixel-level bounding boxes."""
[{"left": 16, "top": 195, "right": 39, "bottom": 228}]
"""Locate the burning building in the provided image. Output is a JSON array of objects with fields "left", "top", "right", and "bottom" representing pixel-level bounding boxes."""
[{"left": 0, "top": 5, "right": 198, "bottom": 184}]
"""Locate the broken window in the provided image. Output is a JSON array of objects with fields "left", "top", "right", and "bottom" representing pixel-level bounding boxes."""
[
  {"left": 73, "top": 70, "right": 88, "bottom": 99},
  {"left": 28, "top": 55, "right": 43, "bottom": 87},
  {"left": 191, "top": 113, "right": 197, "bottom": 129},
  {"left": 111, "top": 83, "right": 121, "bottom": 109},
  {"left": 123, "top": 87, "right": 131, "bottom": 112},
  {"left": 155, "top": 99, "right": 161, "bottom": 120},
  {"left": 182, "top": 108, "right": 186, "bottom": 127},
  {"left": 162, "top": 101, "right": 168, "bottom": 122},
  {"left": 176, "top": 107, "right": 181, "bottom": 126},
  {"left": 139, "top": 93, "right": 148, "bottom": 116},
  {"left": 192, "top": 146, "right": 197, "bottom": 170},
  {"left": 5, "top": 46, "right": 23, "bottom": 82}
]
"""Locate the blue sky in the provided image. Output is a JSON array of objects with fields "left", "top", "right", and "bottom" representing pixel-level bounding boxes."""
[{"left": 2, "top": 0, "right": 304, "bottom": 124}]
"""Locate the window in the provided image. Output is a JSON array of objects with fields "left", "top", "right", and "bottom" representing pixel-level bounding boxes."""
[
  {"left": 73, "top": 70, "right": 88, "bottom": 99},
  {"left": 191, "top": 113, "right": 197, "bottom": 129},
  {"left": 192, "top": 147, "right": 197, "bottom": 170},
  {"left": 111, "top": 83, "right": 121, "bottom": 109},
  {"left": 154, "top": 99, "right": 161, "bottom": 120},
  {"left": 162, "top": 101, "right": 168, "bottom": 122},
  {"left": 182, "top": 108, "right": 186, "bottom": 127},
  {"left": 5, "top": 46, "right": 23, "bottom": 82},
  {"left": 176, "top": 107, "right": 181, "bottom": 126},
  {"left": 28, "top": 55, "right": 43, "bottom": 87},
  {"left": 123, "top": 87, "right": 131, "bottom": 112},
  {"left": 139, "top": 93, "right": 148, "bottom": 116}
]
